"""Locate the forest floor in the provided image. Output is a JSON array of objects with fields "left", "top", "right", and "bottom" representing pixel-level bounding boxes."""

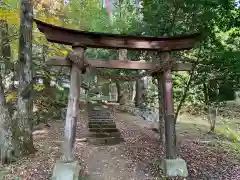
[{"left": 0, "top": 108, "right": 240, "bottom": 180}]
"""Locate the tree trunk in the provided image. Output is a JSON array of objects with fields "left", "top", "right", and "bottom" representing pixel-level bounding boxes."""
[
  {"left": 0, "top": 74, "right": 13, "bottom": 163},
  {"left": 102, "top": 83, "right": 110, "bottom": 97},
  {"left": 135, "top": 73, "right": 146, "bottom": 108},
  {"left": 127, "top": 82, "right": 134, "bottom": 103},
  {"left": 0, "top": 18, "right": 14, "bottom": 163},
  {"left": 106, "top": 0, "right": 113, "bottom": 23},
  {"left": 131, "top": 81, "right": 136, "bottom": 102},
  {"left": 152, "top": 53, "right": 165, "bottom": 142},
  {"left": 14, "top": 0, "right": 36, "bottom": 157},
  {"left": 208, "top": 106, "right": 217, "bottom": 133},
  {"left": 116, "top": 81, "right": 121, "bottom": 103},
  {"left": 116, "top": 81, "right": 126, "bottom": 105},
  {"left": 157, "top": 74, "right": 165, "bottom": 143},
  {"left": 203, "top": 83, "right": 218, "bottom": 133},
  {"left": 0, "top": 18, "right": 14, "bottom": 93},
  {"left": 116, "top": 49, "right": 128, "bottom": 105},
  {"left": 206, "top": 82, "right": 219, "bottom": 133},
  {"left": 135, "top": 80, "right": 141, "bottom": 107},
  {"left": 142, "top": 76, "right": 148, "bottom": 106},
  {"left": 0, "top": 19, "right": 12, "bottom": 72},
  {"left": 42, "top": 45, "right": 52, "bottom": 126},
  {"left": 174, "top": 62, "right": 197, "bottom": 124},
  {"left": 111, "top": 83, "right": 117, "bottom": 101},
  {"left": 203, "top": 83, "right": 209, "bottom": 108}
]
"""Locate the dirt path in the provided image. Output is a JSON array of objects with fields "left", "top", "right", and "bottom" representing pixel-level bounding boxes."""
[
  {"left": 1, "top": 110, "right": 240, "bottom": 180},
  {"left": 78, "top": 144, "right": 147, "bottom": 180},
  {"left": 74, "top": 111, "right": 161, "bottom": 180}
]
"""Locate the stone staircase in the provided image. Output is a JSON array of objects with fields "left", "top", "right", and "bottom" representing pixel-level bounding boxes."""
[{"left": 87, "top": 102, "right": 123, "bottom": 145}]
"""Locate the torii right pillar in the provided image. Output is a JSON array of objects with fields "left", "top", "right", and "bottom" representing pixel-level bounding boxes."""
[{"left": 159, "top": 52, "right": 188, "bottom": 178}]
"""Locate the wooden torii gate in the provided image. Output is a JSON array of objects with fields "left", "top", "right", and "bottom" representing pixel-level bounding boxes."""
[{"left": 34, "top": 19, "right": 201, "bottom": 178}]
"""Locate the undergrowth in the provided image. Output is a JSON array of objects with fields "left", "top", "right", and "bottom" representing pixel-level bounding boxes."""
[{"left": 214, "top": 125, "right": 240, "bottom": 154}]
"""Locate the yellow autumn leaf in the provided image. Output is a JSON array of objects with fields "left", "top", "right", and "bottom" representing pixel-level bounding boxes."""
[
  {"left": 0, "top": 10, "right": 19, "bottom": 19},
  {"left": 6, "top": 91, "right": 18, "bottom": 103},
  {"left": 36, "top": 16, "right": 62, "bottom": 26},
  {"left": 0, "top": 10, "right": 20, "bottom": 25}
]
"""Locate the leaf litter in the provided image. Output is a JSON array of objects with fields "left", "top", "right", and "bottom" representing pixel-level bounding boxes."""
[{"left": 1, "top": 110, "right": 239, "bottom": 180}]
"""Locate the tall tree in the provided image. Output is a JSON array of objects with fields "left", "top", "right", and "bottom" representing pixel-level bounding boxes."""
[
  {"left": 13, "top": 0, "right": 35, "bottom": 157},
  {"left": 0, "top": 16, "right": 13, "bottom": 163}
]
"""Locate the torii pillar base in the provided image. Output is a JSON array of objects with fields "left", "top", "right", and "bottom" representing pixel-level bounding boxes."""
[
  {"left": 52, "top": 160, "right": 81, "bottom": 180},
  {"left": 160, "top": 158, "right": 188, "bottom": 177}
]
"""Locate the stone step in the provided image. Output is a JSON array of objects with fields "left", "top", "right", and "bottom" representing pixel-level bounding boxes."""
[
  {"left": 89, "top": 111, "right": 111, "bottom": 114},
  {"left": 88, "top": 118, "right": 114, "bottom": 121},
  {"left": 88, "top": 122, "right": 116, "bottom": 126},
  {"left": 89, "top": 109, "right": 110, "bottom": 111},
  {"left": 89, "top": 118, "right": 114, "bottom": 121},
  {"left": 88, "top": 120, "right": 114, "bottom": 123},
  {"left": 86, "top": 131, "right": 124, "bottom": 145},
  {"left": 88, "top": 124, "right": 116, "bottom": 129},
  {"left": 110, "top": 131, "right": 121, "bottom": 138},
  {"left": 87, "top": 130, "right": 121, "bottom": 137},
  {"left": 89, "top": 128, "right": 118, "bottom": 133},
  {"left": 87, "top": 136, "right": 124, "bottom": 145},
  {"left": 88, "top": 114, "right": 112, "bottom": 118},
  {"left": 88, "top": 110, "right": 112, "bottom": 113},
  {"left": 88, "top": 114, "right": 113, "bottom": 118}
]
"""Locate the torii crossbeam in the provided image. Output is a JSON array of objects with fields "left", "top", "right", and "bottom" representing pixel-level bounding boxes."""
[{"left": 35, "top": 19, "right": 200, "bottom": 51}]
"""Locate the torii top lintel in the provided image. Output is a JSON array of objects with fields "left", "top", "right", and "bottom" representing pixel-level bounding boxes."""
[{"left": 34, "top": 19, "right": 201, "bottom": 51}]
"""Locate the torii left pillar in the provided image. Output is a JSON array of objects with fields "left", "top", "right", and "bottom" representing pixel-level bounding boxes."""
[{"left": 52, "top": 47, "right": 85, "bottom": 180}]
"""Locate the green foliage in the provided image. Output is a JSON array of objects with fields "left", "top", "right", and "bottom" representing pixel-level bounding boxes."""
[
  {"left": 217, "top": 126, "right": 240, "bottom": 142},
  {"left": 214, "top": 123, "right": 240, "bottom": 154},
  {"left": 1, "top": 0, "right": 240, "bottom": 123},
  {"left": 33, "top": 84, "right": 45, "bottom": 92},
  {"left": 55, "top": 87, "right": 69, "bottom": 108}
]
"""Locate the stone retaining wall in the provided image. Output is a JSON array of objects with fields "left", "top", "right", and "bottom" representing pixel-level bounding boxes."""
[{"left": 116, "top": 104, "right": 159, "bottom": 122}]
